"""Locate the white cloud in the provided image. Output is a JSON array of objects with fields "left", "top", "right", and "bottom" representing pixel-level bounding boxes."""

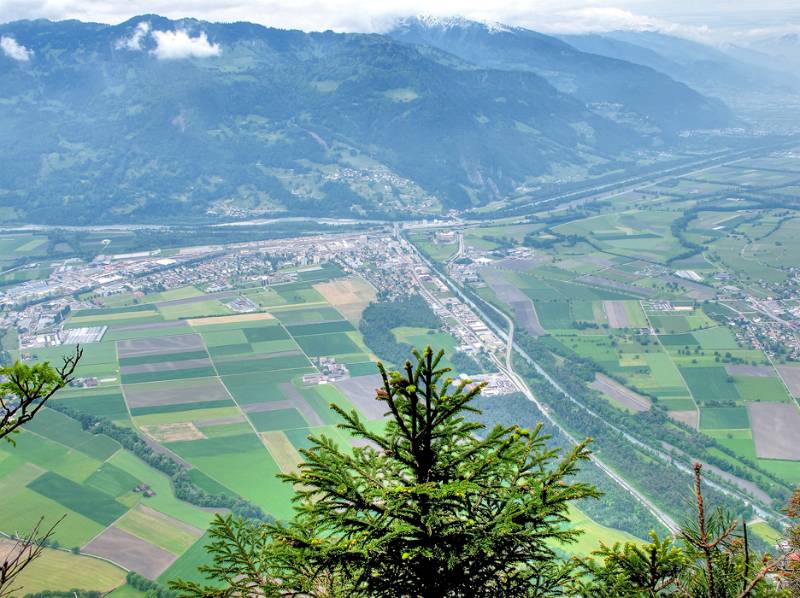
[
  {"left": 115, "top": 21, "right": 151, "bottom": 50},
  {"left": 532, "top": 7, "right": 710, "bottom": 38},
  {"left": 0, "top": 1, "right": 794, "bottom": 44},
  {"left": 151, "top": 29, "right": 220, "bottom": 59},
  {"left": 114, "top": 22, "right": 221, "bottom": 59},
  {"left": 732, "top": 23, "right": 800, "bottom": 42},
  {"left": 1, "top": 35, "right": 33, "bottom": 61}
]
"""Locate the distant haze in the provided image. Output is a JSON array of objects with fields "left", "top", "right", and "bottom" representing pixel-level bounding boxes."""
[{"left": 1, "top": 0, "right": 799, "bottom": 42}]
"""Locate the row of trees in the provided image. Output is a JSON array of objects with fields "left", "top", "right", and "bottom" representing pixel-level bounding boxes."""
[
  {"left": 516, "top": 331, "right": 793, "bottom": 509},
  {"left": 49, "top": 403, "right": 269, "bottom": 521},
  {"left": 125, "top": 572, "right": 176, "bottom": 598}
]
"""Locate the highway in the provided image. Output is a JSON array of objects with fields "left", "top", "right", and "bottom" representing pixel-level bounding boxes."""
[
  {"left": 401, "top": 233, "right": 680, "bottom": 532},
  {"left": 403, "top": 231, "right": 785, "bottom": 531},
  {"left": 484, "top": 141, "right": 797, "bottom": 216},
  {"left": 490, "top": 307, "right": 680, "bottom": 533}
]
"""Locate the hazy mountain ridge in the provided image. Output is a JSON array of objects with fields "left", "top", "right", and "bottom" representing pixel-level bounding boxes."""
[
  {"left": 558, "top": 30, "right": 800, "bottom": 110},
  {"left": 388, "top": 17, "right": 734, "bottom": 135},
  {"left": 0, "top": 16, "right": 734, "bottom": 224}
]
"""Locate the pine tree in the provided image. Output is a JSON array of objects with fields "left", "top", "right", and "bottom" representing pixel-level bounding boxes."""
[
  {"left": 171, "top": 347, "right": 598, "bottom": 597},
  {"left": 574, "top": 464, "right": 788, "bottom": 597}
]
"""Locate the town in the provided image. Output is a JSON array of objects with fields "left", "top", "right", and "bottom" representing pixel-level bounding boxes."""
[{"left": 1, "top": 226, "right": 516, "bottom": 394}]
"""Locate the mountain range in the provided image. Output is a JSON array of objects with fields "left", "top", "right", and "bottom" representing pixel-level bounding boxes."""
[
  {"left": 388, "top": 17, "right": 732, "bottom": 135},
  {"left": 555, "top": 30, "right": 800, "bottom": 119},
  {"left": 0, "top": 15, "right": 760, "bottom": 225}
]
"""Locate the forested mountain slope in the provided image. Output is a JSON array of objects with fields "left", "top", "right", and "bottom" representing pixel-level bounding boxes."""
[{"left": 0, "top": 16, "right": 734, "bottom": 224}]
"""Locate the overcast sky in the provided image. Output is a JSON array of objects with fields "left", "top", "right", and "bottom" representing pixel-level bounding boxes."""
[{"left": 1, "top": 0, "right": 798, "bottom": 41}]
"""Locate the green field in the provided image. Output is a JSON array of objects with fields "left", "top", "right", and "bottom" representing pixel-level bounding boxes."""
[
  {"left": 286, "top": 320, "right": 355, "bottom": 335},
  {"left": 101, "top": 286, "right": 204, "bottom": 307},
  {"left": 749, "top": 521, "right": 782, "bottom": 545},
  {"left": 734, "top": 376, "right": 792, "bottom": 402},
  {"left": 693, "top": 326, "right": 738, "bottom": 350},
  {"left": 165, "top": 434, "right": 295, "bottom": 519},
  {"left": 187, "top": 469, "right": 238, "bottom": 498},
  {"left": 759, "top": 459, "right": 800, "bottom": 485},
  {"left": 248, "top": 408, "right": 309, "bottom": 431},
  {"left": 0, "top": 430, "right": 103, "bottom": 483},
  {"left": 129, "top": 398, "right": 234, "bottom": 416},
  {"left": 158, "top": 532, "right": 217, "bottom": 585},
  {"left": 0, "top": 484, "right": 105, "bottom": 546},
  {"left": 54, "top": 390, "right": 129, "bottom": 421},
  {"left": 680, "top": 367, "right": 741, "bottom": 403},
  {"left": 706, "top": 429, "right": 757, "bottom": 461},
  {"left": 535, "top": 301, "right": 574, "bottom": 329},
  {"left": 24, "top": 409, "right": 121, "bottom": 460},
  {"left": 133, "top": 406, "right": 241, "bottom": 427},
  {"left": 660, "top": 333, "right": 698, "bottom": 346},
  {"left": 273, "top": 306, "right": 344, "bottom": 324},
  {"left": 560, "top": 505, "right": 642, "bottom": 556},
  {"left": 295, "top": 332, "right": 362, "bottom": 356},
  {"left": 700, "top": 407, "right": 750, "bottom": 430},
  {"left": 28, "top": 472, "right": 128, "bottom": 525},
  {"left": 158, "top": 300, "right": 232, "bottom": 320},
  {"left": 242, "top": 324, "right": 291, "bottom": 342},
  {"left": 116, "top": 506, "right": 201, "bottom": 554},
  {"left": 222, "top": 368, "right": 313, "bottom": 404},
  {"left": 86, "top": 462, "right": 141, "bottom": 498},
  {"left": 0, "top": 544, "right": 126, "bottom": 592},
  {"left": 121, "top": 366, "right": 217, "bottom": 385},
  {"left": 214, "top": 353, "right": 311, "bottom": 375},
  {"left": 119, "top": 350, "right": 209, "bottom": 367}
]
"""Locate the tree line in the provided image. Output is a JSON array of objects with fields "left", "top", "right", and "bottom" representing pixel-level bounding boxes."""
[
  {"left": 359, "top": 294, "right": 440, "bottom": 366},
  {"left": 49, "top": 403, "right": 269, "bottom": 521}
]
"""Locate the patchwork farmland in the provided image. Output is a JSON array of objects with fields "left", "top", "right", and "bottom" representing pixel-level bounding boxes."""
[
  {"left": 416, "top": 150, "right": 800, "bottom": 515},
  {"left": 5, "top": 267, "right": 389, "bottom": 589},
  {"left": 469, "top": 251, "right": 800, "bottom": 488}
]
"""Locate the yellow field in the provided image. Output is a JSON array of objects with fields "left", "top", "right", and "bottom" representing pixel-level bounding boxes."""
[
  {"left": 313, "top": 276, "right": 377, "bottom": 323},
  {"left": 141, "top": 422, "right": 206, "bottom": 442},
  {"left": 116, "top": 505, "right": 203, "bottom": 555},
  {"left": 0, "top": 539, "right": 126, "bottom": 593},
  {"left": 261, "top": 431, "right": 302, "bottom": 474},
  {"left": 187, "top": 312, "right": 274, "bottom": 326}
]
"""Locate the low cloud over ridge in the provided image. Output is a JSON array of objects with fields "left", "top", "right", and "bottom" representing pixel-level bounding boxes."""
[
  {"left": 115, "top": 21, "right": 151, "bottom": 50},
  {"left": 114, "top": 23, "right": 220, "bottom": 59},
  {"left": 151, "top": 29, "right": 220, "bottom": 59},
  {"left": 1, "top": 35, "right": 33, "bottom": 61}
]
